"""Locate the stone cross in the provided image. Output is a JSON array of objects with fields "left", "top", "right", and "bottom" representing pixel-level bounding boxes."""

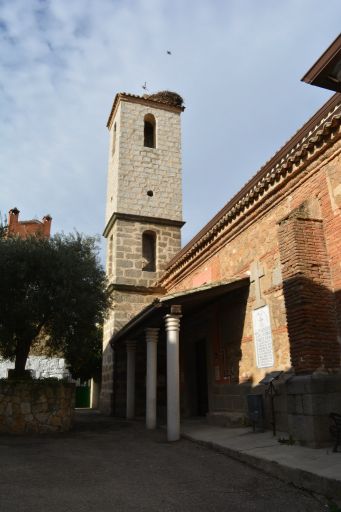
[{"left": 250, "top": 260, "right": 266, "bottom": 309}]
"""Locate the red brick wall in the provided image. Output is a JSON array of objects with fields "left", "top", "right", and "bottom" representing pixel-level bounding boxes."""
[
  {"left": 278, "top": 214, "right": 339, "bottom": 373},
  {"left": 164, "top": 137, "right": 341, "bottom": 379}
]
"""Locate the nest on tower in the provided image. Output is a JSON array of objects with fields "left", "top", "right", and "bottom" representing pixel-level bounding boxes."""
[{"left": 148, "top": 91, "right": 184, "bottom": 108}]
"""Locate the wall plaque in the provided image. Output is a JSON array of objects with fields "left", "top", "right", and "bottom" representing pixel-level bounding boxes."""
[{"left": 252, "top": 305, "right": 274, "bottom": 368}]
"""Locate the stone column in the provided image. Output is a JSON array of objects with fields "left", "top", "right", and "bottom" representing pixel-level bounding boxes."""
[
  {"left": 126, "top": 340, "right": 137, "bottom": 419},
  {"left": 145, "top": 328, "right": 159, "bottom": 429},
  {"left": 165, "top": 312, "right": 182, "bottom": 442},
  {"left": 90, "top": 378, "right": 100, "bottom": 409}
]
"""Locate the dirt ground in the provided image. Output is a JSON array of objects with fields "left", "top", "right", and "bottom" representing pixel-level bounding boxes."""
[{"left": 0, "top": 410, "right": 328, "bottom": 512}]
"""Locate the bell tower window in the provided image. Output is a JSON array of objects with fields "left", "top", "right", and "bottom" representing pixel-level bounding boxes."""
[
  {"left": 108, "top": 235, "right": 113, "bottom": 275},
  {"left": 111, "top": 123, "right": 116, "bottom": 156},
  {"left": 142, "top": 231, "right": 156, "bottom": 271},
  {"left": 144, "top": 114, "right": 156, "bottom": 148}
]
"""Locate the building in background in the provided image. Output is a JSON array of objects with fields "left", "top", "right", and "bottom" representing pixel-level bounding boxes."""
[{"left": 7, "top": 207, "right": 52, "bottom": 238}]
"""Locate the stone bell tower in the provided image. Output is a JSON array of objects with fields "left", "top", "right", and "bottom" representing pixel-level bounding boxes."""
[{"left": 100, "top": 91, "right": 185, "bottom": 413}]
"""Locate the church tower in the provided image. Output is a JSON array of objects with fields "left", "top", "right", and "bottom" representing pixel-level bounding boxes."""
[{"left": 100, "top": 91, "right": 185, "bottom": 413}]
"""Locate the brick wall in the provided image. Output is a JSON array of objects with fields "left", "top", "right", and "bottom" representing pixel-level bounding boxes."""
[
  {"left": 278, "top": 209, "right": 339, "bottom": 373},
  {"left": 163, "top": 138, "right": 341, "bottom": 383}
]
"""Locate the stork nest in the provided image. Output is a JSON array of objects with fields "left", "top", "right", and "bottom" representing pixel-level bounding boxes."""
[{"left": 148, "top": 91, "right": 184, "bottom": 108}]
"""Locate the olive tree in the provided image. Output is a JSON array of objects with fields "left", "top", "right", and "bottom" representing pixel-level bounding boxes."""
[{"left": 0, "top": 233, "right": 111, "bottom": 377}]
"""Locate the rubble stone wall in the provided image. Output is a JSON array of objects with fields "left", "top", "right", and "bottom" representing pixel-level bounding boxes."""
[{"left": 0, "top": 380, "right": 75, "bottom": 433}]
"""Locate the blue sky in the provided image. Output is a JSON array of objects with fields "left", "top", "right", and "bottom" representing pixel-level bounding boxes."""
[{"left": 0, "top": 0, "right": 340, "bottom": 261}]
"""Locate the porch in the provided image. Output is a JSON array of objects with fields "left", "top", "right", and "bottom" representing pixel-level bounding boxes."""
[{"left": 111, "top": 277, "right": 252, "bottom": 441}]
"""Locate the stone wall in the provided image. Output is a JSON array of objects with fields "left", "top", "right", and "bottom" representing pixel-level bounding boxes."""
[
  {"left": 107, "top": 218, "right": 181, "bottom": 286},
  {"left": 251, "top": 374, "right": 341, "bottom": 447},
  {"left": 285, "top": 374, "right": 341, "bottom": 447},
  {"left": 101, "top": 288, "right": 157, "bottom": 414},
  {"left": 0, "top": 380, "right": 75, "bottom": 433},
  {"left": 0, "top": 356, "right": 70, "bottom": 380},
  {"left": 105, "top": 100, "right": 183, "bottom": 224},
  {"left": 101, "top": 93, "right": 184, "bottom": 414}
]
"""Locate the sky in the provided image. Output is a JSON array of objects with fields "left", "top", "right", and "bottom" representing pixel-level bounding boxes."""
[{"left": 0, "top": 0, "right": 340, "bottom": 263}]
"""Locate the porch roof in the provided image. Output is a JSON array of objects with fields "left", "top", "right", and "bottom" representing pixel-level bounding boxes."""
[
  {"left": 301, "top": 33, "right": 341, "bottom": 92},
  {"left": 110, "top": 276, "right": 250, "bottom": 347}
]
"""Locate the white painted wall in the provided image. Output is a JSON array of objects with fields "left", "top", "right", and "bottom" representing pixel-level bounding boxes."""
[{"left": 0, "top": 356, "right": 71, "bottom": 379}]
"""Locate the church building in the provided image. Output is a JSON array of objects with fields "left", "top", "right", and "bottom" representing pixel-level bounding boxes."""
[{"left": 101, "top": 35, "right": 341, "bottom": 447}]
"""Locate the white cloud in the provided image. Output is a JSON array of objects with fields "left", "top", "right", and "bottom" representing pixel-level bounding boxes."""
[{"left": 0, "top": 0, "right": 340, "bottom": 258}]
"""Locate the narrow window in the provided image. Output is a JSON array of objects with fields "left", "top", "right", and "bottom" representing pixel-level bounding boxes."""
[
  {"left": 142, "top": 231, "right": 156, "bottom": 271},
  {"left": 111, "top": 123, "right": 116, "bottom": 156},
  {"left": 144, "top": 114, "right": 156, "bottom": 148},
  {"left": 108, "top": 235, "right": 113, "bottom": 275}
]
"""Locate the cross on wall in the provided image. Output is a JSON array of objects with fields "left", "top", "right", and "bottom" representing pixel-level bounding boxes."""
[{"left": 250, "top": 260, "right": 266, "bottom": 309}]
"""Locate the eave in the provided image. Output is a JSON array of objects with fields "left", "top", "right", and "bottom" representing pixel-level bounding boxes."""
[
  {"left": 302, "top": 33, "right": 341, "bottom": 92},
  {"left": 159, "top": 93, "right": 341, "bottom": 288}
]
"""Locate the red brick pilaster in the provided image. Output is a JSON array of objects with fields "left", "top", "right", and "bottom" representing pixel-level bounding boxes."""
[{"left": 278, "top": 213, "right": 339, "bottom": 373}]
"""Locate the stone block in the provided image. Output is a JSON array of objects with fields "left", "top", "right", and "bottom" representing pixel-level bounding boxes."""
[
  {"left": 20, "top": 402, "right": 31, "bottom": 415},
  {"left": 124, "top": 269, "right": 142, "bottom": 278},
  {"left": 329, "top": 391, "right": 341, "bottom": 411},
  {"left": 207, "top": 412, "right": 248, "bottom": 428},
  {"left": 303, "top": 393, "right": 328, "bottom": 415},
  {"left": 288, "top": 414, "right": 315, "bottom": 445}
]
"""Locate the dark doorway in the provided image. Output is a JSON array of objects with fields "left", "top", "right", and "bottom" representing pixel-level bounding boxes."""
[{"left": 195, "top": 339, "right": 209, "bottom": 416}]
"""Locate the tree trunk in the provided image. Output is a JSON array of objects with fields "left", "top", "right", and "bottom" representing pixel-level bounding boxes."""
[{"left": 14, "top": 338, "right": 32, "bottom": 376}]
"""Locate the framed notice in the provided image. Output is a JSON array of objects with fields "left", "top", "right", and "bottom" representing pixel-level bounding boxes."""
[{"left": 252, "top": 305, "right": 274, "bottom": 369}]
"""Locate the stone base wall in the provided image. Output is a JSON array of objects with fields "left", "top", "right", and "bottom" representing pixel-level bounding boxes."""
[
  {"left": 0, "top": 380, "right": 75, "bottom": 433},
  {"left": 250, "top": 373, "right": 341, "bottom": 447},
  {"left": 206, "top": 373, "right": 341, "bottom": 447},
  {"left": 285, "top": 374, "right": 341, "bottom": 447}
]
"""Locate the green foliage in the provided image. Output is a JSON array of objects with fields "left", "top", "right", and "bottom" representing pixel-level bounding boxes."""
[
  {"left": 66, "top": 324, "right": 103, "bottom": 382},
  {"left": 0, "top": 213, "right": 7, "bottom": 239},
  {"left": 0, "top": 232, "right": 111, "bottom": 377},
  {"left": 328, "top": 502, "right": 341, "bottom": 512}
]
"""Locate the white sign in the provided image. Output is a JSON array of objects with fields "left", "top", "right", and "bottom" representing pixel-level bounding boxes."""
[{"left": 252, "top": 305, "right": 274, "bottom": 368}]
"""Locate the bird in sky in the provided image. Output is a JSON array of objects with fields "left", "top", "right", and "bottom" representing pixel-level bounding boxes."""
[
  {"left": 142, "top": 82, "right": 148, "bottom": 91},
  {"left": 167, "top": 50, "right": 172, "bottom": 55}
]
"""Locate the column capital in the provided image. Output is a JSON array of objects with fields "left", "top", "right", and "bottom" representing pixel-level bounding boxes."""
[
  {"left": 125, "top": 340, "right": 137, "bottom": 352},
  {"left": 164, "top": 314, "right": 182, "bottom": 331},
  {"left": 145, "top": 327, "right": 160, "bottom": 343}
]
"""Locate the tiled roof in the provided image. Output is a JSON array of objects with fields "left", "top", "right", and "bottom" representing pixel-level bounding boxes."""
[
  {"left": 19, "top": 220, "right": 43, "bottom": 225},
  {"left": 159, "top": 93, "right": 341, "bottom": 286}
]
